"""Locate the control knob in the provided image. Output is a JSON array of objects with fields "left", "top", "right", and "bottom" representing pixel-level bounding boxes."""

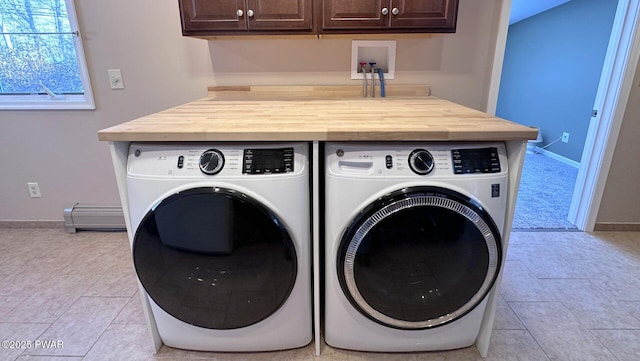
[
  {"left": 408, "top": 149, "right": 434, "bottom": 175},
  {"left": 199, "top": 149, "right": 225, "bottom": 175}
]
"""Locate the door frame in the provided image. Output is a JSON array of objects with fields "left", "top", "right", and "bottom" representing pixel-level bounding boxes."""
[{"left": 486, "top": 0, "right": 640, "bottom": 231}]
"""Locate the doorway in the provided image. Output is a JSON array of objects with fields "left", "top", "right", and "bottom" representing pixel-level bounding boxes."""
[{"left": 488, "top": 0, "right": 640, "bottom": 231}]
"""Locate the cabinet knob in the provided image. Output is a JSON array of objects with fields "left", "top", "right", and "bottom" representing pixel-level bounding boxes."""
[
  {"left": 381, "top": 7, "right": 389, "bottom": 15},
  {"left": 392, "top": 7, "right": 400, "bottom": 15},
  {"left": 247, "top": 9, "right": 254, "bottom": 17},
  {"left": 236, "top": 9, "right": 244, "bottom": 17}
]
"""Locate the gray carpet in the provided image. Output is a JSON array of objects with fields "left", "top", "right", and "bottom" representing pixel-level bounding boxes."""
[{"left": 512, "top": 152, "right": 579, "bottom": 230}]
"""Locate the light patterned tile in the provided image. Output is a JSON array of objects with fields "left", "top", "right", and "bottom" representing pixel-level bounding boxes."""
[
  {"left": 83, "top": 266, "right": 138, "bottom": 298},
  {"left": 0, "top": 322, "right": 50, "bottom": 361},
  {"left": 349, "top": 350, "right": 418, "bottom": 361},
  {"left": 0, "top": 246, "right": 41, "bottom": 277},
  {"left": 0, "top": 270, "right": 56, "bottom": 298},
  {"left": 499, "top": 261, "right": 557, "bottom": 302},
  {"left": 281, "top": 343, "right": 316, "bottom": 361},
  {"left": 15, "top": 356, "right": 83, "bottom": 361},
  {"left": 591, "top": 329, "right": 640, "bottom": 361},
  {"left": 156, "top": 345, "right": 230, "bottom": 360},
  {"left": 484, "top": 329, "right": 549, "bottom": 361},
  {"left": 0, "top": 228, "right": 34, "bottom": 244},
  {"left": 541, "top": 279, "right": 640, "bottom": 329},
  {"left": 411, "top": 347, "right": 482, "bottom": 360},
  {"left": 113, "top": 292, "right": 146, "bottom": 325},
  {"left": 225, "top": 350, "right": 283, "bottom": 361},
  {"left": 493, "top": 295, "right": 525, "bottom": 330},
  {"left": 0, "top": 296, "right": 27, "bottom": 321},
  {"left": 82, "top": 324, "right": 156, "bottom": 361},
  {"left": 619, "top": 301, "right": 640, "bottom": 323},
  {"left": 592, "top": 231, "right": 640, "bottom": 254},
  {"left": 568, "top": 259, "right": 640, "bottom": 301},
  {"left": 3, "top": 225, "right": 640, "bottom": 361},
  {"left": 510, "top": 302, "right": 615, "bottom": 361},
  {"left": 316, "top": 344, "right": 348, "bottom": 361},
  {"left": 3, "top": 274, "right": 97, "bottom": 323},
  {"left": 26, "top": 296, "right": 128, "bottom": 357}
]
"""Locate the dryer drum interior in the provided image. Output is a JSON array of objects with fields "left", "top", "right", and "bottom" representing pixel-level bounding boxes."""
[
  {"left": 133, "top": 187, "right": 297, "bottom": 330},
  {"left": 337, "top": 186, "right": 502, "bottom": 330}
]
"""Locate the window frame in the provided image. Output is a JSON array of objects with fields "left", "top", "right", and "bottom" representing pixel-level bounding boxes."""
[{"left": 0, "top": 0, "right": 95, "bottom": 110}]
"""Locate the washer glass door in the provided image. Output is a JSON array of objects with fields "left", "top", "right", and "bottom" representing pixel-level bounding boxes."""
[
  {"left": 133, "top": 187, "right": 297, "bottom": 330},
  {"left": 338, "top": 186, "right": 501, "bottom": 329}
]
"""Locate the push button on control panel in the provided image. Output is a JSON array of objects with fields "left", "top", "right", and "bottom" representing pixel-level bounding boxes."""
[{"left": 385, "top": 155, "right": 393, "bottom": 169}]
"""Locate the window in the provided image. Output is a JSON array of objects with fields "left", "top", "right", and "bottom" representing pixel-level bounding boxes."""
[{"left": 0, "top": 0, "right": 94, "bottom": 109}]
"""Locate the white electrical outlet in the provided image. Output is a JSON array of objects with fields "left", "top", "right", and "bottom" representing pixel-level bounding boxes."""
[
  {"left": 107, "top": 69, "right": 124, "bottom": 89},
  {"left": 562, "top": 132, "right": 570, "bottom": 143},
  {"left": 27, "top": 182, "right": 42, "bottom": 198}
]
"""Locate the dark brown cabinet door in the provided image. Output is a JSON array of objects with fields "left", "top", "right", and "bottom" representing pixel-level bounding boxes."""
[
  {"left": 318, "top": 0, "right": 458, "bottom": 33},
  {"left": 179, "top": 0, "right": 312, "bottom": 35},
  {"left": 390, "top": 0, "right": 457, "bottom": 31},
  {"left": 247, "top": 0, "right": 312, "bottom": 31},
  {"left": 320, "top": 0, "right": 390, "bottom": 30},
  {"left": 179, "top": 0, "right": 247, "bottom": 33}
]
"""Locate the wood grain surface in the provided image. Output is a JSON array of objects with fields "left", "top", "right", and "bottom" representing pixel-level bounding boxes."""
[{"left": 98, "top": 86, "right": 537, "bottom": 142}]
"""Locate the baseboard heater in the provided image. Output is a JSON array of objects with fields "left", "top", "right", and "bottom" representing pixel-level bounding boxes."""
[{"left": 63, "top": 203, "right": 126, "bottom": 233}]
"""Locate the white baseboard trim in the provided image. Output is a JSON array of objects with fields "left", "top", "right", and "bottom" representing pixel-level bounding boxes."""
[{"left": 533, "top": 147, "right": 581, "bottom": 168}]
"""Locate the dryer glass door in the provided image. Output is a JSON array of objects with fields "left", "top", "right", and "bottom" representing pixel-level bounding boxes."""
[
  {"left": 338, "top": 186, "right": 501, "bottom": 329},
  {"left": 133, "top": 187, "right": 297, "bottom": 330}
]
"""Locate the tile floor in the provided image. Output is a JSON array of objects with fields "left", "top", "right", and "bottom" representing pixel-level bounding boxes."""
[{"left": 1, "top": 228, "right": 639, "bottom": 360}]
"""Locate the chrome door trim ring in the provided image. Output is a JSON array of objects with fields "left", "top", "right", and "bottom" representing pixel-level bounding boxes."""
[{"left": 341, "top": 188, "right": 500, "bottom": 329}]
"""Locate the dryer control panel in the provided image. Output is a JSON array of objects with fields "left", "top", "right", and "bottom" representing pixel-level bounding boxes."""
[{"left": 128, "top": 143, "right": 306, "bottom": 179}]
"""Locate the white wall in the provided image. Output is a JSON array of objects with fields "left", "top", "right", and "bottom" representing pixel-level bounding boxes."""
[{"left": 0, "top": 0, "right": 504, "bottom": 221}]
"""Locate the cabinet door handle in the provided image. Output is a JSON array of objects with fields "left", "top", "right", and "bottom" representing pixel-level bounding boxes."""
[
  {"left": 392, "top": 7, "right": 400, "bottom": 15},
  {"left": 236, "top": 9, "right": 244, "bottom": 17},
  {"left": 247, "top": 9, "right": 255, "bottom": 17},
  {"left": 381, "top": 7, "right": 389, "bottom": 15}
]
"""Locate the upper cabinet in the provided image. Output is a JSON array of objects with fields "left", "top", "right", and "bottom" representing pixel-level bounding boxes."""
[
  {"left": 319, "top": 0, "right": 458, "bottom": 33},
  {"left": 178, "top": 0, "right": 458, "bottom": 37},
  {"left": 179, "top": 0, "right": 314, "bottom": 36}
]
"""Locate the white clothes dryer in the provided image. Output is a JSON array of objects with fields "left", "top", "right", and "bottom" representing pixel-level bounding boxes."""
[
  {"left": 126, "top": 142, "right": 311, "bottom": 352},
  {"left": 324, "top": 142, "right": 508, "bottom": 352}
]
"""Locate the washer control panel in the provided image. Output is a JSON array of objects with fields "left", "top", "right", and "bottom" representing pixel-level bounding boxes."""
[{"left": 326, "top": 142, "right": 507, "bottom": 178}]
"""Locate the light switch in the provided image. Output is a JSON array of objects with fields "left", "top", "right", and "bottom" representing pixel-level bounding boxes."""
[{"left": 108, "top": 69, "right": 124, "bottom": 89}]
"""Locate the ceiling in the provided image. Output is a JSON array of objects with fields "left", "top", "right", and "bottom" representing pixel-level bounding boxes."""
[{"left": 510, "top": 0, "right": 572, "bottom": 24}]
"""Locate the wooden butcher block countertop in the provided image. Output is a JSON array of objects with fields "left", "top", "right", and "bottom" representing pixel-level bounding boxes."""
[{"left": 98, "top": 86, "right": 538, "bottom": 142}]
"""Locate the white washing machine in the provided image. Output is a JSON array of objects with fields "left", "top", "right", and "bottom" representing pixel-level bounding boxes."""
[
  {"left": 324, "top": 142, "right": 508, "bottom": 352},
  {"left": 126, "top": 142, "right": 312, "bottom": 352}
]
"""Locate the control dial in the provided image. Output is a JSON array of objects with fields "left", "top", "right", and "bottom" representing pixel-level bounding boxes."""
[
  {"left": 408, "top": 149, "right": 434, "bottom": 175},
  {"left": 199, "top": 149, "right": 225, "bottom": 175}
]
